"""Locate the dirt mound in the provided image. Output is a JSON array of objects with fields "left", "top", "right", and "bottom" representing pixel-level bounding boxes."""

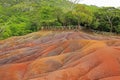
[{"left": 0, "top": 31, "right": 120, "bottom": 80}]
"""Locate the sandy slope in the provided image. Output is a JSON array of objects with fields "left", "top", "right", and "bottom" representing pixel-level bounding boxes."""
[{"left": 0, "top": 31, "right": 120, "bottom": 80}]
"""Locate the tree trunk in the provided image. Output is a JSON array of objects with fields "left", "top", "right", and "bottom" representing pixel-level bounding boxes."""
[
  {"left": 110, "top": 23, "right": 113, "bottom": 33},
  {"left": 106, "top": 15, "right": 113, "bottom": 33},
  {"left": 78, "top": 21, "right": 80, "bottom": 30}
]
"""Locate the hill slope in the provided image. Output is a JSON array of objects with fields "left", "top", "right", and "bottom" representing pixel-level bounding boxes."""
[{"left": 0, "top": 31, "right": 120, "bottom": 80}]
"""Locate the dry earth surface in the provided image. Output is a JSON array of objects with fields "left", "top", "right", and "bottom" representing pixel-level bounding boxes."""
[{"left": 0, "top": 31, "right": 120, "bottom": 80}]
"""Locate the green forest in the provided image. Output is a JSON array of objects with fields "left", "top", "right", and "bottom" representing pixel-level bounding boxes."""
[{"left": 0, "top": 0, "right": 120, "bottom": 39}]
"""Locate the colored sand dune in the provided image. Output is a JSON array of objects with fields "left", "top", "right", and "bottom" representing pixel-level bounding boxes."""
[{"left": 0, "top": 31, "right": 120, "bottom": 80}]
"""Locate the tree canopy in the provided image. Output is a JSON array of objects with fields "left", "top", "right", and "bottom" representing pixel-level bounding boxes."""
[{"left": 0, "top": 0, "right": 120, "bottom": 39}]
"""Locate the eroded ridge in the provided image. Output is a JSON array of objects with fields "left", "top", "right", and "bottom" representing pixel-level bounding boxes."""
[{"left": 0, "top": 31, "right": 120, "bottom": 80}]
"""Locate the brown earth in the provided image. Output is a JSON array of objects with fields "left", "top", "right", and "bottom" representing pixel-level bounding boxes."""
[{"left": 0, "top": 31, "right": 120, "bottom": 80}]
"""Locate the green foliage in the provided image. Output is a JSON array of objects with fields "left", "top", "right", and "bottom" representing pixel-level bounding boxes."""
[
  {"left": 0, "top": 0, "right": 120, "bottom": 39},
  {"left": 92, "top": 7, "right": 120, "bottom": 32}
]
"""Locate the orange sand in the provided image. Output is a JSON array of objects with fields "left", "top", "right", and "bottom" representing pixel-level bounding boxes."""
[{"left": 0, "top": 31, "right": 120, "bottom": 80}]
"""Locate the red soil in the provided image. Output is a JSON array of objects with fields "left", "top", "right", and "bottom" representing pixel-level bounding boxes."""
[{"left": 0, "top": 31, "right": 120, "bottom": 80}]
